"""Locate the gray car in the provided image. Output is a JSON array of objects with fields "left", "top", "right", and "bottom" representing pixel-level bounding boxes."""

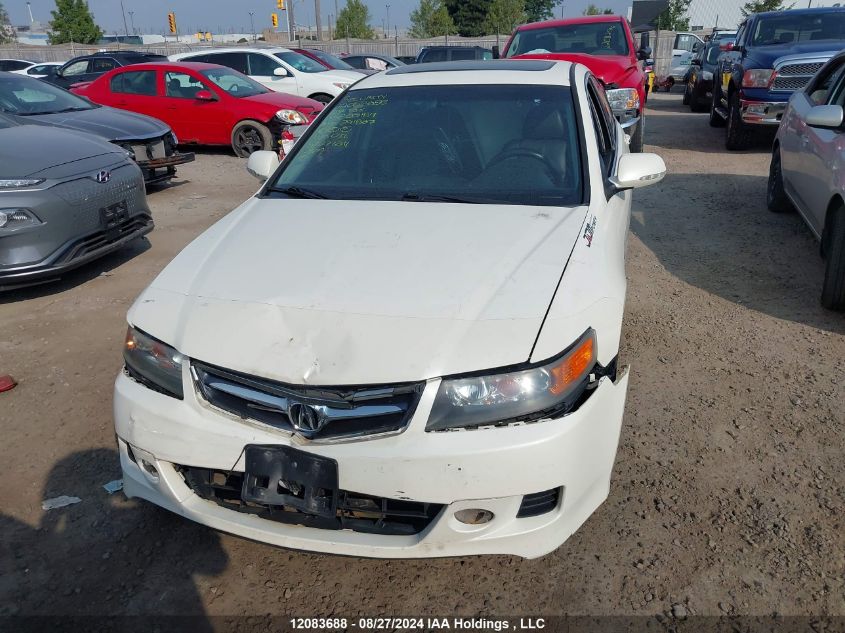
[
  {"left": 0, "top": 116, "right": 153, "bottom": 291},
  {"left": 769, "top": 50, "right": 845, "bottom": 310},
  {"left": 0, "top": 71, "right": 194, "bottom": 185}
]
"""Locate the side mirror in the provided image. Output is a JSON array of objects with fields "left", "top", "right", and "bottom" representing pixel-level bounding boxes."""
[
  {"left": 610, "top": 153, "right": 666, "bottom": 191},
  {"left": 637, "top": 47, "right": 652, "bottom": 61},
  {"left": 273, "top": 67, "right": 289, "bottom": 77},
  {"left": 639, "top": 32, "right": 650, "bottom": 49},
  {"left": 55, "top": 67, "right": 64, "bottom": 77},
  {"left": 195, "top": 89, "right": 216, "bottom": 101},
  {"left": 247, "top": 150, "right": 280, "bottom": 180},
  {"left": 806, "top": 104, "right": 844, "bottom": 129},
  {"left": 492, "top": 45, "right": 500, "bottom": 59}
]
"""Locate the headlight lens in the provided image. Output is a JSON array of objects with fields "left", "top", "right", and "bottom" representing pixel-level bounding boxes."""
[
  {"left": 275, "top": 109, "right": 309, "bottom": 125},
  {"left": 170, "top": 131, "right": 179, "bottom": 146},
  {"left": 332, "top": 82, "right": 350, "bottom": 90},
  {"left": 606, "top": 88, "right": 640, "bottom": 113},
  {"left": 742, "top": 69, "right": 774, "bottom": 88},
  {"left": 124, "top": 326, "right": 184, "bottom": 399},
  {"left": 426, "top": 329, "right": 597, "bottom": 431},
  {"left": 0, "top": 179, "right": 44, "bottom": 189},
  {"left": 701, "top": 70, "right": 714, "bottom": 81},
  {"left": 0, "top": 208, "right": 41, "bottom": 231}
]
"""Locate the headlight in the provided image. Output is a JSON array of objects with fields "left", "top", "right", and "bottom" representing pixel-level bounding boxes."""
[
  {"left": 701, "top": 70, "right": 714, "bottom": 81},
  {"left": 426, "top": 329, "right": 597, "bottom": 431},
  {"left": 0, "top": 208, "right": 41, "bottom": 231},
  {"left": 170, "top": 131, "right": 179, "bottom": 146},
  {"left": 0, "top": 179, "right": 43, "bottom": 189},
  {"left": 742, "top": 69, "right": 774, "bottom": 88},
  {"left": 124, "top": 326, "right": 184, "bottom": 399},
  {"left": 275, "top": 109, "right": 309, "bottom": 125},
  {"left": 332, "top": 82, "right": 350, "bottom": 90},
  {"left": 606, "top": 88, "right": 640, "bottom": 113}
]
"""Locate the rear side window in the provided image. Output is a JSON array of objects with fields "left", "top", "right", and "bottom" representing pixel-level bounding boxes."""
[
  {"left": 91, "top": 58, "right": 117, "bottom": 73},
  {"left": 111, "top": 70, "right": 158, "bottom": 96},
  {"left": 420, "top": 49, "right": 446, "bottom": 63},
  {"left": 205, "top": 52, "right": 248, "bottom": 74},
  {"left": 451, "top": 49, "right": 475, "bottom": 61},
  {"left": 247, "top": 53, "right": 280, "bottom": 76}
]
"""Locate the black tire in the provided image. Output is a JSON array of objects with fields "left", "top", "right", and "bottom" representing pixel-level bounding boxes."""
[
  {"left": 709, "top": 86, "right": 726, "bottom": 127},
  {"left": 664, "top": 77, "right": 674, "bottom": 93},
  {"left": 767, "top": 147, "right": 793, "bottom": 213},
  {"left": 309, "top": 93, "right": 334, "bottom": 104},
  {"left": 821, "top": 206, "right": 845, "bottom": 310},
  {"left": 682, "top": 80, "right": 691, "bottom": 106},
  {"left": 629, "top": 115, "right": 644, "bottom": 153},
  {"left": 690, "top": 83, "right": 708, "bottom": 112},
  {"left": 726, "top": 90, "right": 754, "bottom": 151},
  {"left": 231, "top": 120, "right": 273, "bottom": 157}
]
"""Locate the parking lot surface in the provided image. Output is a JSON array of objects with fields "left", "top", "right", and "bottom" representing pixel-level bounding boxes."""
[{"left": 0, "top": 93, "right": 843, "bottom": 619}]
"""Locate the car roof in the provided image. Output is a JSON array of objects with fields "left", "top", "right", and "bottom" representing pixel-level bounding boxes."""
[
  {"left": 110, "top": 61, "right": 224, "bottom": 71},
  {"left": 177, "top": 46, "right": 292, "bottom": 55},
  {"left": 515, "top": 14, "right": 623, "bottom": 31},
  {"left": 355, "top": 60, "right": 574, "bottom": 88},
  {"left": 419, "top": 45, "right": 488, "bottom": 51},
  {"left": 754, "top": 6, "right": 845, "bottom": 17}
]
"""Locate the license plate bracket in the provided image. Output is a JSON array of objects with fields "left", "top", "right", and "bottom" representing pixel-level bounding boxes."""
[
  {"left": 242, "top": 445, "right": 339, "bottom": 517},
  {"left": 100, "top": 200, "right": 128, "bottom": 241}
]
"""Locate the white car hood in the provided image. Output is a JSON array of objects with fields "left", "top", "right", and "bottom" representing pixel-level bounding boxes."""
[
  {"left": 317, "top": 69, "right": 362, "bottom": 84},
  {"left": 130, "top": 198, "right": 588, "bottom": 385}
]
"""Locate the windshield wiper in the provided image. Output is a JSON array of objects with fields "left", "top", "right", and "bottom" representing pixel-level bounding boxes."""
[
  {"left": 267, "top": 185, "right": 329, "bottom": 199},
  {"left": 401, "top": 192, "right": 487, "bottom": 204}
]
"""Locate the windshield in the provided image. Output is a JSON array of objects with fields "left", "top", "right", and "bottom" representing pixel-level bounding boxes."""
[
  {"left": 269, "top": 85, "right": 583, "bottom": 207},
  {"left": 506, "top": 21, "right": 629, "bottom": 57},
  {"left": 275, "top": 51, "right": 327, "bottom": 73},
  {"left": 308, "top": 49, "right": 356, "bottom": 70},
  {"left": 201, "top": 69, "right": 268, "bottom": 97},
  {"left": 0, "top": 74, "right": 95, "bottom": 116},
  {"left": 751, "top": 13, "right": 845, "bottom": 46}
]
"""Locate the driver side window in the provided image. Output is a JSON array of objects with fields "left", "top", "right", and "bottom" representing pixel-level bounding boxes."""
[
  {"left": 62, "top": 60, "right": 90, "bottom": 76},
  {"left": 164, "top": 72, "right": 206, "bottom": 99}
]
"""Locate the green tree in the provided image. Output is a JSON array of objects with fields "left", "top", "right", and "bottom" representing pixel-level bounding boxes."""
[
  {"left": 409, "top": 0, "right": 455, "bottom": 37},
  {"left": 48, "top": 0, "right": 102, "bottom": 44},
  {"left": 583, "top": 4, "right": 614, "bottom": 15},
  {"left": 656, "top": 0, "right": 690, "bottom": 30},
  {"left": 483, "top": 0, "right": 525, "bottom": 34},
  {"left": 445, "top": 0, "right": 492, "bottom": 37},
  {"left": 335, "top": 0, "right": 374, "bottom": 39},
  {"left": 0, "top": 1, "right": 14, "bottom": 44},
  {"left": 741, "top": 0, "right": 792, "bottom": 16},
  {"left": 524, "top": 0, "right": 557, "bottom": 22}
]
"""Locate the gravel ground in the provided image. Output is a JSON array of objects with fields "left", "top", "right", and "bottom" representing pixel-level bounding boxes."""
[{"left": 0, "top": 93, "right": 843, "bottom": 621}]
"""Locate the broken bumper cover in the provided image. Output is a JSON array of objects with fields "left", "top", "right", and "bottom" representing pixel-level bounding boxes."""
[
  {"left": 136, "top": 152, "right": 195, "bottom": 183},
  {"left": 114, "top": 366, "right": 629, "bottom": 559},
  {"left": 740, "top": 99, "right": 787, "bottom": 125}
]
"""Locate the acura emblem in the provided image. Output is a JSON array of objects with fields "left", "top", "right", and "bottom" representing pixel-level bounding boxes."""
[
  {"left": 95, "top": 170, "right": 111, "bottom": 183},
  {"left": 288, "top": 402, "right": 325, "bottom": 434}
]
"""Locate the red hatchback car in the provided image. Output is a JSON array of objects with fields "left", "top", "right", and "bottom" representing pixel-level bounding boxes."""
[{"left": 72, "top": 62, "right": 324, "bottom": 156}]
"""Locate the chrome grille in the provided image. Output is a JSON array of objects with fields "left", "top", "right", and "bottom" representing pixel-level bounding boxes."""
[
  {"left": 192, "top": 361, "right": 424, "bottom": 441},
  {"left": 777, "top": 62, "right": 824, "bottom": 76},
  {"left": 772, "top": 61, "right": 825, "bottom": 92}
]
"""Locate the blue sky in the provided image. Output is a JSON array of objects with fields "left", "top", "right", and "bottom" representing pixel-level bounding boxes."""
[{"left": 6, "top": 0, "right": 632, "bottom": 34}]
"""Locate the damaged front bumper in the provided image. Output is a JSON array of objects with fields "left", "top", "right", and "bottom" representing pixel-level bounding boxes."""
[{"left": 114, "top": 364, "right": 629, "bottom": 559}]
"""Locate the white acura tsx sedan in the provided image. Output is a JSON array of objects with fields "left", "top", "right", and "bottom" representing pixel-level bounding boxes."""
[{"left": 114, "top": 60, "right": 666, "bottom": 559}]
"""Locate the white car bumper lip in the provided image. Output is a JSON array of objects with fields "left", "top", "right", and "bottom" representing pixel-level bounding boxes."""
[{"left": 114, "top": 367, "right": 629, "bottom": 559}]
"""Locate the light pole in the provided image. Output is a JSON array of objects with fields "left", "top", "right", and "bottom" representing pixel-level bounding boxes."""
[
  {"left": 385, "top": 4, "right": 390, "bottom": 40},
  {"left": 129, "top": 11, "right": 136, "bottom": 34},
  {"left": 249, "top": 11, "right": 255, "bottom": 42},
  {"left": 119, "top": 0, "right": 130, "bottom": 37}
]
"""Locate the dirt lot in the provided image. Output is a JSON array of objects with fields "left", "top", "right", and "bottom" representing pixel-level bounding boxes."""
[{"left": 0, "top": 93, "right": 843, "bottom": 622}]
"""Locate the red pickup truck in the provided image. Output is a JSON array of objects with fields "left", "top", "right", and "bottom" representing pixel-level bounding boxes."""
[{"left": 498, "top": 15, "right": 650, "bottom": 152}]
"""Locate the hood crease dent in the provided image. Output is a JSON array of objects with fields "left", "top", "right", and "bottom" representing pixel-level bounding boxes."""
[{"left": 130, "top": 199, "right": 590, "bottom": 385}]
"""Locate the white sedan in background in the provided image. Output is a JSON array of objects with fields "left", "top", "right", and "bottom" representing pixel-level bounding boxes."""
[
  {"left": 169, "top": 47, "right": 361, "bottom": 103},
  {"left": 769, "top": 50, "right": 845, "bottom": 311},
  {"left": 11, "top": 61, "right": 64, "bottom": 78},
  {"left": 114, "top": 60, "right": 666, "bottom": 558}
]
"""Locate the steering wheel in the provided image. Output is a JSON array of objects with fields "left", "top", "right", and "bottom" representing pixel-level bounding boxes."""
[{"left": 487, "top": 148, "right": 563, "bottom": 186}]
